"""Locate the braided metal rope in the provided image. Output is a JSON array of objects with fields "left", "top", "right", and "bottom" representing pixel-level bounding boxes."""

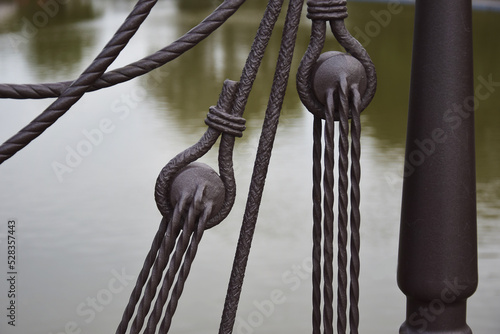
[
  {"left": 218, "top": 0, "right": 305, "bottom": 333},
  {"left": 0, "top": 0, "right": 247, "bottom": 100}
]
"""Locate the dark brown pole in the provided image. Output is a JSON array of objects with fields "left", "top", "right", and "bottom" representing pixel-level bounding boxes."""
[{"left": 397, "top": 0, "right": 478, "bottom": 333}]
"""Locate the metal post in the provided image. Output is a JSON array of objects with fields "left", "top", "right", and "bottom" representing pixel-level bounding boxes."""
[{"left": 397, "top": 0, "right": 478, "bottom": 333}]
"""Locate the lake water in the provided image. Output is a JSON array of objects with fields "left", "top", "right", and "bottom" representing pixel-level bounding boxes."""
[{"left": 0, "top": 0, "right": 499, "bottom": 333}]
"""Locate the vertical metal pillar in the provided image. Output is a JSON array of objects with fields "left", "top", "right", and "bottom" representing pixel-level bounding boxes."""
[{"left": 397, "top": 0, "right": 478, "bottom": 333}]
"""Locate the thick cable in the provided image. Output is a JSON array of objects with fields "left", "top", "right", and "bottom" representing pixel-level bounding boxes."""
[
  {"left": 349, "top": 87, "right": 362, "bottom": 334},
  {"left": 0, "top": 0, "right": 158, "bottom": 164},
  {"left": 337, "top": 78, "right": 350, "bottom": 334},
  {"left": 323, "top": 90, "right": 335, "bottom": 334},
  {"left": 0, "top": 0, "right": 248, "bottom": 100},
  {"left": 218, "top": 0, "right": 304, "bottom": 332},
  {"left": 312, "top": 115, "right": 323, "bottom": 334}
]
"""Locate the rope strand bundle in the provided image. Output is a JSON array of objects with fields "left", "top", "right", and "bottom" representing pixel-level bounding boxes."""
[{"left": 297, "top": 0, "right": 377, "bottom": 331}]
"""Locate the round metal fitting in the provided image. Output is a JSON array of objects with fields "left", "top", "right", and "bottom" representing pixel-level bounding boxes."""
[
  {"left": 312, "top": 51, "right": 367, "bottom": 106},
  {"left": 170, "top": 162, "right": 225, "bottom": 228}
]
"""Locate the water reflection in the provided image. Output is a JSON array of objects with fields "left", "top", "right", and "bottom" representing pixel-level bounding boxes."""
[
  {"left": 144, "top": 4, "right": 308, "bottom": 138},
  {"left": 0, "top": 0, "right": 99, "bottom": 78}
]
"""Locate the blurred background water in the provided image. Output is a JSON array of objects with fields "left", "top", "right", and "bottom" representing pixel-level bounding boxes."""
[{"left": 0, "top": 0, "right": 499, "bottom": 333}]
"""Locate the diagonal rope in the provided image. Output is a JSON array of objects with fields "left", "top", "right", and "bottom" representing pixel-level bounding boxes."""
[
  {"left": 218, "top": 0, "right": 304, "bottom": 332},
  {"left": 0, "top": 0, "right": 159, "bottom": 164}
]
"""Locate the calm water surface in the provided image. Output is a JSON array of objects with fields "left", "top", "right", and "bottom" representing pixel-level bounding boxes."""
[{"left": 0, "top": 1, "right": 499, "bottom": 333}]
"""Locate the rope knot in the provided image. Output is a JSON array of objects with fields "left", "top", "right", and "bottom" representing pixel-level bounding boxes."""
[
  {"left": 205, "top": 80, "right": 246, "bottom": 137},
  {"left": 307, "top": 0, "right": 348, "bottom": 21}
]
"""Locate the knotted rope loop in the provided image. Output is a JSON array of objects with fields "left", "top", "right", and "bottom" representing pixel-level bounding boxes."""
[
  {"left": 205, "top": 106, "right": 246, "bottom": 138},
  {"left": 155, "top": 80, "right": 241, "bottom": 228},
  {"left": 306, "top": 0, "right": 348, "bottom": 21}
]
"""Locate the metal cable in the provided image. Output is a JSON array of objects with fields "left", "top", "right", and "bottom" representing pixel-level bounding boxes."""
[
  {"left": 0, "top": 0, "right": 158, "bottom": 164},
  {"left": 349, "top": 87, "right": 362, "bottom": 334},
  {"left": 323, "top": 90, "right": 336, "bottom": 334},
  {"left": 312, "top": 115, "right": 323, "bottom": 334},
  {"left": 337, "top": 79, "right": 350, "bottom": 334},
  {"left": 0, "top": 0, "right": 248, "bottom": 100},
  {"left": 218, "top": 0, "right": 304, "bottom": 332}
]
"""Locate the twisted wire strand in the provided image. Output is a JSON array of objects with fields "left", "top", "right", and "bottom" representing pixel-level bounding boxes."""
[
  {"left": 218, "top": 0, "right": 304, "bottom": 332},
  {"left": 349, "top": 87, "right": 362, "bottom": 334},
  {"left": 144, "top": 192, "right": 205, "bottom": 334},
  {"left": 312, "top": 116, "right": 323, "bottom": 334},
  {"left": 159, "top": 204, "right": 212, "bottom": 333},
  {"left": 129, "top": 202, "right": 185, "bottom": 334},
  {"left": 0, "top": 0, "right": 158, "bottom": 164},
  {"left": 336, "top": 78, "right": 350, "bottom": 334},
  {"left": 0, "top": 0, "right": 248, "bottom": 100},
  {"left": 322, "top": 90, "right": 335, "bottom": 334},
  {"left": 115, "top": 217, "right": 169, "bottom": 334}
]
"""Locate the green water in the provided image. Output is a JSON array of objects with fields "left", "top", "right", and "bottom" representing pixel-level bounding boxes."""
[{"left": 0, "top": 1, "right": 499, "bottom": 333}]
